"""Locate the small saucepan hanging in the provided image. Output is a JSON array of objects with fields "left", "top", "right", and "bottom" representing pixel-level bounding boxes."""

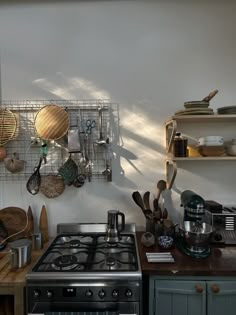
[{"left": 34, "top": 104, "right": 70, "bottom": 141}]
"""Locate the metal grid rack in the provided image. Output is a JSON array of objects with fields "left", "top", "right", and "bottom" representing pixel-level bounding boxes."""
[{"left": 0, "top": 100, "right": 117, "bottom": 182}]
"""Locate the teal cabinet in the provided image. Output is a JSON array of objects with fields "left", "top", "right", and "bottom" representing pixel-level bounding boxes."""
[
  {"left": 207, "top": 281, "right": 236, "bottom": 315},
  {"left": 149, "top": 277, "right": 236, "bottom": 315},
  {"left": 150, "top": 280, "right": 206, "bottom": 315}
]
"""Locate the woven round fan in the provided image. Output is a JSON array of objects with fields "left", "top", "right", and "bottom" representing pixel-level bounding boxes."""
[
  {"left": 34, "top": 104, "right": 69, "bottom": 140},
  {"left": 0, "top": 108, "right": 17, "bottom": 146},
  {"left": 40, "top": 174, "right": 65, "bottom": 198}
]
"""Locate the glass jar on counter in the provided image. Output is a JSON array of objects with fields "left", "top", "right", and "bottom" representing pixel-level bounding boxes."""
[{"left": 173, "top": 132, "right": 188, "bottom": 157}]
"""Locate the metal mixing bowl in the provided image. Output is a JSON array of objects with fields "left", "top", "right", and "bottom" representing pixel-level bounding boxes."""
[{"left": 179, "top": 221, "right": 213, "bottom": 251}]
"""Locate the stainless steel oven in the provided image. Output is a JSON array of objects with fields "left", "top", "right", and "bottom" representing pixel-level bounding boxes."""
[{"left": 26, "top": 224, "right": 142, "bottom": 315}]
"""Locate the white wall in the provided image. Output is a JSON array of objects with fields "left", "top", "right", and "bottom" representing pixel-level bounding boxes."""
[{"left": 0, "top": 0, "right": 236, "bottom": 236}]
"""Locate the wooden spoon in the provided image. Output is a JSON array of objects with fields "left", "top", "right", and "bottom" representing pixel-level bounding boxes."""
[
  {"left": 162, "top": 208, "right": 168, "bottom": 219},
  {"left": 132, "top": 191, "right": 145, "bottom": 212},
  {"left": 143, "top": 191, "right": 151, "bottom": 210},
  {"left": 156, "top": 180, "right": 167, "bottom": 202},
  {"left": 202, "top": 89, "right": 218, "bottom": 102},
  {"left": 153, "top": 198, "right": 162, "bottom": 221}
]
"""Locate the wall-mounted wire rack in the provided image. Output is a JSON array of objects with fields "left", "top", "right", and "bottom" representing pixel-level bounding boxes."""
[{"left": 0, "top": 99, "right": 118, "bottom": 182}]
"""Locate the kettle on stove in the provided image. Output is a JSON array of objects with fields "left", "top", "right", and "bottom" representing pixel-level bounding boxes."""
[{"left": 105, "top": 210, "right": 125, "bottom": 243}]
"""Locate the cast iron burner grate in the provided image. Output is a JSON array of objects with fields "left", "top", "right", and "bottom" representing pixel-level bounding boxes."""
[
  {"left": 32, "top": 233, "right": 138, "bottom": 272},
  {"left": 51, "top": 254, "right": 81, "bottom": 271}
]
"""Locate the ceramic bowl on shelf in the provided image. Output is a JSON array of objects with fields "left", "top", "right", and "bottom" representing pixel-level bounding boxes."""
[
  {"left": 184, "top": 101, "right": 209, "bottom": 109},
  {"left": 198, "top": 136, "right": 224, "bottom": 146},
  {"left": 225, "top": 144, "right": 236, "bottom": 156},
  {"left": 198, "top": 145, "right": 225, "bottom": 157}
]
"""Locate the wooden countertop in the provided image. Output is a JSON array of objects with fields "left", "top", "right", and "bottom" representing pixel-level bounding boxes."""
[
  {"left": 137, "top": 232, "right": 236, "bottom": 277},
  {"left": 0, "top": 244, "right": 48, "bottom": 286}
]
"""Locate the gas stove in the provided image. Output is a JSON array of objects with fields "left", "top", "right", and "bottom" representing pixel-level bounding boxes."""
[{"left": 26, "top": 223, "right": 142, "bottom": 315}]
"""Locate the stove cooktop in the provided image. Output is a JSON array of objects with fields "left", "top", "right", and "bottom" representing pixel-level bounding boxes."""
[{"left": 32, "top": 233, "right": 138, "bottom": 273}]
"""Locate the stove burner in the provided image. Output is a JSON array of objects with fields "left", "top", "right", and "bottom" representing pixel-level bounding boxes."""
[
  {"left": 69, "top": 239, "right": 80, "bottom": 248},
  {"left": 52, "top": 255, "right": 78, "bottom": 271},
  {"left": 105, "top": 256, "right": 116, "bottom": 266}
]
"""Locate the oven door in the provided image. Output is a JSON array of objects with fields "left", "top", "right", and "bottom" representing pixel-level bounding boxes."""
[{"left": 28, "top": 301, "right": 140, "bottom": 315}]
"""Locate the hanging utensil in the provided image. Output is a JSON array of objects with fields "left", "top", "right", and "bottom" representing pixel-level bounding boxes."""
[
  {"left": 0, "top": 108, "right": 17, "bottom": 158},
  {"left": 34, "top": 104, "right": 69, "bottom": 141},
  {"left": 4, "top": 152, "right": 25, "bottom": 173},
  {"left": 26, "top": 157, "right": 43, "bottom": 195},
  {"left": 58, "top": 155, "right": 78, "bottom": 185},
  {"left": 95, "top": 106, "right": 106, "bottom": 145}
]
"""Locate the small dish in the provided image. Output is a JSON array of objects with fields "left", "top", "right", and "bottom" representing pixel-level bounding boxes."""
[
  {"left": 226, "top": 144, "right": 236, "bottom": 156},
  {"left": 184, "top": 101, "right": 209, "bottom": 109},
  {"left": 158, "top": 235, "right": 174, "bottom": 249},
  {"left": 198, "top": 136, "right": 224, "bottom": 146}
]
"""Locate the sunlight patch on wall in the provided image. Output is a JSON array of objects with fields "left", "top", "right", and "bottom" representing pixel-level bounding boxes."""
[
  {"left": 33, "top": 73, "right": 110, "bottom": 100},
  {"left": 121, "top": 108, "right": 164, "bottom": 145}
]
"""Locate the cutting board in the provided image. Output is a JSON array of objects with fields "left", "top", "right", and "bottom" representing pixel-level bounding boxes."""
[{"left": 0, "top": 206, "right": 34, "bottom": 241}]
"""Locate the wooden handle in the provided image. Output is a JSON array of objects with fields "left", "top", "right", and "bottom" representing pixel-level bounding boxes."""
[
  {"left": 39, "top": 205, "right": 49, "bottom": 243},
  {"left": 25, "top": 206, "right": 34, "bottom": 237},
  {"left": 202, "top": 89, "right": 219, "bottom": 102},
  {"left": 195, "top": 284, "right": 204, "bottom": 293},
  {"left": 211, "top": 284, "right": 220, "bottom": 294}
]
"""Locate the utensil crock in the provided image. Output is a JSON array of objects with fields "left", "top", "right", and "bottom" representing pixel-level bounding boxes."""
[{"left": 9, "top": 238, "right": 32, "bottom": 269}]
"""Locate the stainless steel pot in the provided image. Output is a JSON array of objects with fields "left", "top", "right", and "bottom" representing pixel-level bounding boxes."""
[{"left": 9, "top": 238, "right": 32, "bottom": 269}]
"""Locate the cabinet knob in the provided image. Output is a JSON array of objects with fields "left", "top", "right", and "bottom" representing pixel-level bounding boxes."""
[
  {"left": 211, "top": 284, "right": 220, "bottom": 294},
  {"left": 195, "top": 284, "right": 204, "bottom": 293}
]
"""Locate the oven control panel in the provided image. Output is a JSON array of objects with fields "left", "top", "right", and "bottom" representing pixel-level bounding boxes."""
[{"left": 28, "top": 282, "right": 140, "bottom": 303}]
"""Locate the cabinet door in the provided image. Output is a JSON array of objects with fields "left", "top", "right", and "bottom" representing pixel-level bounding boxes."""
[
  {"left": 152, "top": 280, "right": 206, "bottom": 315},
  {"left": 207, "top": 281, "right": 236, "bottom": 315}
]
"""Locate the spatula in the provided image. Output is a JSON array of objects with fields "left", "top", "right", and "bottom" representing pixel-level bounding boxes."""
[
  {"left": 132, "top": 191, "right": 152, "bottom": 219},
  {"left": 143, "top": 191, "right": 151, "bottom": 210}
]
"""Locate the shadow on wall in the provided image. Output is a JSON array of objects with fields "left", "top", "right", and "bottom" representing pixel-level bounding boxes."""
[{"left": 32, "top": 73, "right": 164, "bottom": 190}]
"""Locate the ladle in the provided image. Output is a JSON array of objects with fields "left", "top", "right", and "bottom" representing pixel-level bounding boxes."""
[{"left": 95, "top": 106, "right": 106, "bottom": 145}]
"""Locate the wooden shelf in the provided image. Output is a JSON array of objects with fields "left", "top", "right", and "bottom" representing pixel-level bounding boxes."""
[
  {"left": 165, "top": 114, "right": 236, "bottom": 124},
  {"left": 165, "top": 114, "right": 236, "bottom": 188},
  {"left": 167, "top": 156, "right": 236, "bottom": 161}
]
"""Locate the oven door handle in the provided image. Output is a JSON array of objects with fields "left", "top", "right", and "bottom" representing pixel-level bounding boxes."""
[{"left": 32, "top": 301, "right": 119, "bottom": 312}]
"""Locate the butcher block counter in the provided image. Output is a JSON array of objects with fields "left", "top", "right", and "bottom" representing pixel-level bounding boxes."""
[
  {"left": 136, "top": 232, "right": 236, "bottom": 276},
  {"left": 0, "top": 244, "right": 47, "bottom": 315}
]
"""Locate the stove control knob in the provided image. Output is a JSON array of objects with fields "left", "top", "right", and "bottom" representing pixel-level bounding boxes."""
[
  {"left": 125, "top": 289, "right": 133, "bottom": 298},
  {"left": 85, "top": 290, "right": 93, "bottom": 297},
  {"left": 214, "top": 232, "right": 223, "bottom": 242},
  {"left": 112, "top": 289, "right": 119, "bottom": 298},
  {"left": 33, "top": 289, "right": 41, "bottom": 298},
  {"left": 98, "top": 289, "right": 106, "bottom": 298},
  {"left": 47, "top": 290, "right": 53, "bottom": 298}
]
